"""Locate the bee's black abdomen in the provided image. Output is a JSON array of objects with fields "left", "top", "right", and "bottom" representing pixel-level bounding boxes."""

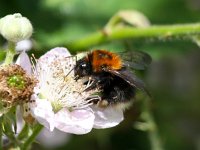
[{"left": 101, "top": 76, "right": 135, "bottom": 105}]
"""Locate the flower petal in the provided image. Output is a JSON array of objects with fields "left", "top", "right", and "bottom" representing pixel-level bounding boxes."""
[
  {"left": 37, "top": 128, "right": 70, "bottom": 148},
  {"left": 54, "top": 108, "right": 95, "bottom": 134},
  {"left": 91, "top": 106, "right": 124, "bottom": 129},
  {"left": 15, "top": 39, "right": 32, "bottom": 52},
  {"left": 15, "top": 51, "right": 32, "bottom": 75},
  {"left": 30, "top": 98, "right": 55, "bottom": 131},
  {"left": 39, "top": 47, "right": 71, "bottom": 65}
]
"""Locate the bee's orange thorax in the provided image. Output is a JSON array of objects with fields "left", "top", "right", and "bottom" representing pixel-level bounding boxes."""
[{"left": 90, "top": 50, "right": 122, "bottom": 72}]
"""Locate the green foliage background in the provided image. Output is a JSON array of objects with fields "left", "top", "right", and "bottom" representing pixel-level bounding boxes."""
[{"left": 1, "top": 0, "right": 200, "bottom": 150}]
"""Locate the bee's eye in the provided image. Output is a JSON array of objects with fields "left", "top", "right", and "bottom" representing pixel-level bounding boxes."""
[{"left": 81, "top": 63, "right": 87, "bottom": 68}]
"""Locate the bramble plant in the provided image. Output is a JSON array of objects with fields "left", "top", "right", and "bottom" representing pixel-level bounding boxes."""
[{"left": 0, "top": 11, "right": 200, "bottom": 150}]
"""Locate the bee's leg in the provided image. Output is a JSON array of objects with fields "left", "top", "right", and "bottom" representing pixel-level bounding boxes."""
[
  {"left": 97, "top": 99, "right": 109, "bottom": 108},
  {"left": 84, "top": 74, "right": 112, "bottom": 92},
  {"left": 83, "top": 76, "right": 99, "bottom": 91},
  {"left": 104, "top": 86, "right": 124, "bottom": 103},
  {"left": 96, "top": 87, "right": 122, "bottom": 108},
  {"left": 101, "top": 84, "right": 135, "bottom": 105}
]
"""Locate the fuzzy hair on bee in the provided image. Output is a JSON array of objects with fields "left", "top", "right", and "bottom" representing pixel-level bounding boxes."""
[
  {"left": 91, "top": 50, "right": 122, "bottom": 72},
  {"left": 74, "top": 49, "right": 151, "bottom": 110}
]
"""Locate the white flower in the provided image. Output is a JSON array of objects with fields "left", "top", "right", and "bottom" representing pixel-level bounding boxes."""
[{"left": 18, "top": 47, "right": 124, "bottom": 134}]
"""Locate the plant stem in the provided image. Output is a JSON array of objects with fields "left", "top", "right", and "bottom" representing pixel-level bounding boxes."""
[
  {"left": 0, "top": 51, "right": 6, "bottom": 62},
  {"left": 67, "top": 23, "right": 200, "bottom": 51},
  {"left": 21, "top": 124, "right": 43, "bottom": 150},
  {"left": 0, "top": 117, "right": 2, "bottom": 150},
  {"left": 17, "top": 123, "right": 29, "bottom": 141},
  {"left": 3, "top": 42, "right": 16, "bottom": 65},
  {"left": 142, "top": 98, "right": 164, "bottom": 150}
]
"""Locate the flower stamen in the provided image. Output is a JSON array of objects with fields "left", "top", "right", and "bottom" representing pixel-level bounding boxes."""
[{"left": 32, "top": 52, "right": 100, "bottom": 113}]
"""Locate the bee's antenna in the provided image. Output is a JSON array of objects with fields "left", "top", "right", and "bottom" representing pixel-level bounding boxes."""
[
  {"left": 65, "top": 55, "right": 78, "bottom": 77},
  {"left": 65, "top": 67, "right": 74, "bottom": 77}
]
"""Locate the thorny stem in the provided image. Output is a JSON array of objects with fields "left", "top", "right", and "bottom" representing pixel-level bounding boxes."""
[
  {"left": 3, "top": 42, "right": 16, "bottom": 65},
  {"left": 21, "top": 123, "right": 43, "bottom": 150},
  {"left": 67, "top": 23, "right": 200, "bottom": 51}
]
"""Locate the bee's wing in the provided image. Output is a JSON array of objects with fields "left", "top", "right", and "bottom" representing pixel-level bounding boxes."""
[
  {"left": 120, "top": 50, "right": 152, "bottom": 70},
  {"left": 104, "top": 68, "right": 151, "bottom": 97}
]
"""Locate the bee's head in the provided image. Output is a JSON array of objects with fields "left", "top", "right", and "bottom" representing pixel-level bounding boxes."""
[{"left": 74, "top": 58, "right": 92, "bottom": 79}]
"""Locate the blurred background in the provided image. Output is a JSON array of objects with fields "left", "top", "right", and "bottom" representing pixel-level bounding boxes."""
[{"left": 1, "top": 0, "right": 200, "bottom": 150}]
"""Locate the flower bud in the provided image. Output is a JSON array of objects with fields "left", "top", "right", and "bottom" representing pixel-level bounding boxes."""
[
  {"left": 118, "top": 10, "right": 150, "bottom": 28},
  {"left": 0, "top": 13, "right": 33, "bottom": 42}
]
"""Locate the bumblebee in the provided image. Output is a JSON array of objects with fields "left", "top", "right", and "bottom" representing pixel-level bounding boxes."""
[{"left": 74, "top": 50, "right": 151, "bottom": 109}]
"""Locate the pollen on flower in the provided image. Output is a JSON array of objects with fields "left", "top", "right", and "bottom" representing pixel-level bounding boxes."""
[
  {"left": 22, "top": 101, "right": 35, "bottom": 124},
  {"left": 32, "top": 54, "right": 100, "bottom": 113},
  {"left": 0, "top": 64, "right": 37, "bottom": 109}
]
